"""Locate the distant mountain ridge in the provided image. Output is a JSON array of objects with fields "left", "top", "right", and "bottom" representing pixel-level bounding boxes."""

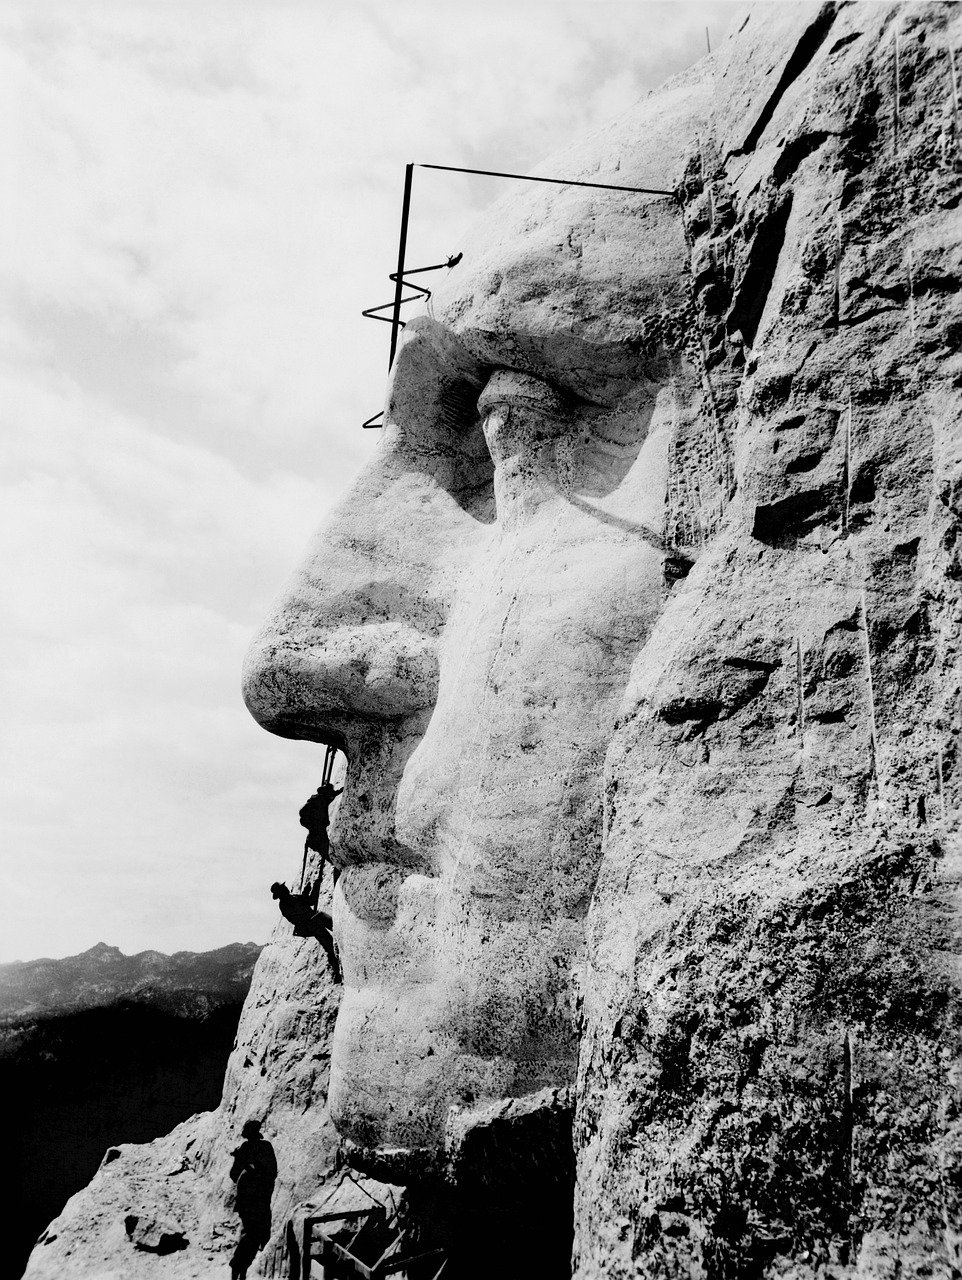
[{"left": 0, "top": 940, "right": 262, "bottom": 1022}]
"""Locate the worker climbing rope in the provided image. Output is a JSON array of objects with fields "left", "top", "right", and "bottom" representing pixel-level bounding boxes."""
[
  {"left": 298, "top": 744, "right": 343, "bottom": 892},
  {"left": 271, "top": 882, "right": 342, "bottom": 982},
  {"left": 271, "top": 745, "right": 344, "bottom": 983}
]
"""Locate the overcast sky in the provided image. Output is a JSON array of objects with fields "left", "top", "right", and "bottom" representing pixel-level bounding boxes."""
[{"left": 1, "top": 0, "right": 740, "bottom": 963}]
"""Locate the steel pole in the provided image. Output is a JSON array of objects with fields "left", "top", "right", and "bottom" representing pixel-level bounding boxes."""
[{"left": 388, "top": 164, "right": 414, "bottom": 369}]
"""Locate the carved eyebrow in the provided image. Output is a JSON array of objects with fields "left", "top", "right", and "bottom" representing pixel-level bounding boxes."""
[
  {"left": 395, "top": 316, "right": 634, "bottom": 431},
  {"left": 445, "top": 323, "right": 655, "bottom": 409},
  {"left": 428, "top": 194, "right": 688, "bottom": 404}
]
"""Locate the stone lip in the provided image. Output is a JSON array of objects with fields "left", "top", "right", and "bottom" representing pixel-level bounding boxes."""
[{"left": 445, "top": 1084, "right": 575, "bottom": 1153}]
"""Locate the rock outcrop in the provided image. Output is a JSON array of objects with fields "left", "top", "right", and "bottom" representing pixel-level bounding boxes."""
[
  {"left": 4, "top": 943, "right": 262, "bottom": 1280},
  {"left": 26, "top": 4, "right": 960, "bottom": 1278},
  {"left": 23, "top": 907, "right": 396, "bottom": 1280},
  {"left": 576, "top": 5, "right": 962, "bottom": 1276}
]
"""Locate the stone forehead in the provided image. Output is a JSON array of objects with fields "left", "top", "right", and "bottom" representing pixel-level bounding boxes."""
[{"left": 424, "top": 65, "right": 712, "bottom": 392}]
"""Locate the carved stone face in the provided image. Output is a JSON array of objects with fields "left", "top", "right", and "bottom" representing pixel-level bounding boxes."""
[{"left": 243, "top": 70, "right": 710, "bottom": 1174}]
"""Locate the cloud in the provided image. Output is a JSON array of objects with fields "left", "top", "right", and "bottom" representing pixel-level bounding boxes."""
[{"left": 0, "top": 0, "right": 736, "bottom": 960}]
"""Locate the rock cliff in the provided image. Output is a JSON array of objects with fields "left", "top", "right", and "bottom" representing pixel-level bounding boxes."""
[
  {"left": 576, "top": 4, "right": 962, "bottom": 1276},
  {"left": 26, "top": 4, "right": 961, "bottom": 1278},
  {"left": 21, "top": 896, "right": 396, "bottom": 1280}
]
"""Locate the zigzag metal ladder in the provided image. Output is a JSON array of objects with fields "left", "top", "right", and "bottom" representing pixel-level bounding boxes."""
[
  {"left": 360, "top": 249, "right": 462, "bottom": 429},
  {"left": 360, "top": 162, "right": 675, "bottom": 429}
]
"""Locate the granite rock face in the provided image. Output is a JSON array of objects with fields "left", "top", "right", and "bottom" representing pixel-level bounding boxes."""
[
  {"left": 576, "top": 4, "right": 962, "bottom": 1276},
  {"left": 27, "top": 4, "right": 961, "bottom": 1277}
]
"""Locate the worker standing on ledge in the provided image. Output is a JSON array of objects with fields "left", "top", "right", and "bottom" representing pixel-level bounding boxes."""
[{"left": 229, "top": 1119, "right": 277, "bottom": 1280}]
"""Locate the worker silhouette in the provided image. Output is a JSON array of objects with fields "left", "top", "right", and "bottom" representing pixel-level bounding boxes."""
[
  {"left": 298, "top": 780, "right": 343, "bottom": 887},
  {"left": 271, "top": 881, "right": 342, "bottom": 983},
  {"left": 229, "top": 1119, "right": 277, "bottom": 1280}
]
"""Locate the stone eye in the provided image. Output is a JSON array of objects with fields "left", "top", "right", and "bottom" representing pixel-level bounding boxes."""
[{"left": 477, "top": 369, "right": 567, "bottom": 420}]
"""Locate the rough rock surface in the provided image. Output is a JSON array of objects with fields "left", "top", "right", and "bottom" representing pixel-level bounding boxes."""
[
  {"left": 28, "top": 4, "right": 961, "bottom": 1278},
  {"left": 576, "top": 4, "right": 962, "bottom": 1277},
  {"left": 6, "top": 995, "right": 243, "bottom": 1280},
  {"left": 24, "top": 877, "right": 397, "bottom": 1280}
]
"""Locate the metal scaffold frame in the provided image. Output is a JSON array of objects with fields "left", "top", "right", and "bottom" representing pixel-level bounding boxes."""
[{"left": 361, "top": 162, "right": 674, "bottom": 428}]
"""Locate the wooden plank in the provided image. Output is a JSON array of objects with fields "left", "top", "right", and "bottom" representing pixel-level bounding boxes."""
[
  {"left": 330, "top": 1239, "right": 373, "bottom": 1279},
  {"left": 370, "top": 1234, "right": 402, "bottom": 1271},
  {"left": 300, "top": 1211, "right": 373, "bottom": 1280},
  {"left": 380, "top": 1248, "right": 446, "bottom": 1276},
  {"left": 302, "top": 1218, "right": 313, "bottom": 1280},
  {"left": 306, "top": 1211, "right": 371, "bottom": 1227}
]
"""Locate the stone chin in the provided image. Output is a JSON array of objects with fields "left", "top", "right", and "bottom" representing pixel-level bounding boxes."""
[{"left": 326, "top": 876, "right": 583, "bottom": 1178}]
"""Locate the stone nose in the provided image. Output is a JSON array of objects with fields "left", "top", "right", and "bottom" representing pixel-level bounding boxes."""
[
  {"left": 243, "top": 618, "right": 439, "bottom": 742},
  {"left": 242, "top": 436, "right": 450, "bottom": 751},
  {"left": 243, "top": 320, "right": 492, "bottom": 868},
  {"left": 240, "top": 433, "right": 455, "bottom": 871},
  {"left": 243, "top": 604, "right": 441, "bottom": 872}
]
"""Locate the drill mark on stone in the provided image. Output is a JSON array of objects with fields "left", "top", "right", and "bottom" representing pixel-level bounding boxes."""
[
  {"left": 842, "top": 386, "right": 853, "bottom": 532},
  {"left": 860, "top": 590, "right": 879, "bottom": 790},
  {"left": 892, "top": 19, "right": 902, "bottom": 159},
  {"left": 949, "top": 44, "right": 961, "bottom": 141},
  {"left": 842, "top": 1029, "right": 855, "bottom": 1210}
]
